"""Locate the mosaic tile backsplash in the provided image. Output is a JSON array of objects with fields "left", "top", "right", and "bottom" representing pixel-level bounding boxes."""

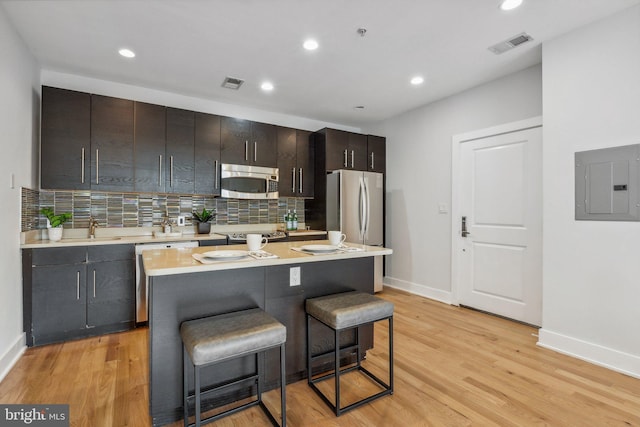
[{"left": 21, "top": 187, "right": 305, "bottom": 232}]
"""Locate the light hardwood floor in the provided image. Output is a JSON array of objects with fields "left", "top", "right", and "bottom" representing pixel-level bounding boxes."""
[{"left": 1, "top": 288, "right": 638, "bottom": 426}]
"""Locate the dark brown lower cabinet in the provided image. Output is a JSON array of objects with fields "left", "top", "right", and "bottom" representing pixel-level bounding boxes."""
[{"left": 23, "top": 244, "right": 135, "bottom": 346}]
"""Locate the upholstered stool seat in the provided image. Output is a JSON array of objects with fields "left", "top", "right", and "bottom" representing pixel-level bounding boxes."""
[
  {"left": 181, "top": 308, "right": 286, "bottom": 426},
  {"left": 305, "top": 291, "right": 394, "bottom": 416}
]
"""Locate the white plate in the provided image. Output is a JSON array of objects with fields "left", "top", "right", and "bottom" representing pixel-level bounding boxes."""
[
  {"left": 201, "top": 250, "right": 250, "bottom": 260},
  {"left": 299, "top": 244, "right": 339, "bottom": 253}
]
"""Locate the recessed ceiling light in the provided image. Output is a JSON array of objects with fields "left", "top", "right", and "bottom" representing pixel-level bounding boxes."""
[
  {"left": 118, "top": 48, "right": 135, "bottom": 58},
  {"left": 410, "top": 76, "right": 424, "bottom": 85},
  {"left": 303, "top": 39, "right": 319, "bottom": 51},
  {"left": 500, "top": 0, "right": 523, "bottom": 11},
  {"left": 261, "top": 81, "right": 274, "bottom": 91}
]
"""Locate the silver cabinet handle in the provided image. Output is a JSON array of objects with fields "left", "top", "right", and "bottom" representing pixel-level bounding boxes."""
[
  {"left": 245, "top": 141, "right": 248, "bottom": 161},
  {"left": 76, "top": 271, "right": 80, "bottom": 300},
  {"left": 95, "top": 149, "right": 99, "bottom": 184},
  {"left": 254, "top": 142, "right": 257, "bottom": 162},
  {"left": 371, "top": 152, "right": 375, "bottom": 170},
  {"left": 81, "top": 147, "right": 85, "bottom": 184},
  {"left": 93, "top": 270, "right": 96, "bottom": 298},
  {"left": 214, "top": 160, "right": 218, "bottom": 189},
  {"left": 343, "top": 149, "right": 348, "bottom": 168},
  {"left": 158, "top": 155, "right": 163, "bottom": 186},
  {"left": 351, "top": 150, "right": 355, "bottom": 168},
  {"left": 170, "top": 155, "right": 174, "bottom": 187},
  {"left": 292, "top": 168, "right": 296, "bottom": 192},
  {"left": 299, "top": 168, "right": 303, "bottom": 193}
]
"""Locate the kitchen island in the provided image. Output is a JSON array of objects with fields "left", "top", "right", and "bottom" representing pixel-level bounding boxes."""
[{"left": 143, "top": 241, "right": 391, "bottom": 426}]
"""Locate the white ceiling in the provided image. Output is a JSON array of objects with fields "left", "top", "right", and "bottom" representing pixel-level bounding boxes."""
[{"left": 2, "top": 0, "right": 639, "bottom": 127}]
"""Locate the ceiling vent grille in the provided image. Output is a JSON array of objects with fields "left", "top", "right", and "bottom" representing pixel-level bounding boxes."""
[
  {"left": 488, "top": 32, "right": 534, "bottom": 54},
  {"left": 222, "top": 76, "right": 245, "bottom": 90}
]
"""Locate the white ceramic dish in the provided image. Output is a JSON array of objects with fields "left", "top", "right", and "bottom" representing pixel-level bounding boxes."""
[
  {"left": 299, "top": 244, "right": 339, "bottom": 253},
  {"left": 202, "top": 250, "right": 250, "bottom": 260}
]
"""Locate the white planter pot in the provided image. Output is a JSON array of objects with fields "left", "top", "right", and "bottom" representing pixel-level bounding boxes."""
[{"left": 48, "top": 227, "right": 63, "bottom": 242}]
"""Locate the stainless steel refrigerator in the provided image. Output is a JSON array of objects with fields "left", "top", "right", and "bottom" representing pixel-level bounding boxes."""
[{"left": 326, "top": 169, "right": 385, "bottom": 291}]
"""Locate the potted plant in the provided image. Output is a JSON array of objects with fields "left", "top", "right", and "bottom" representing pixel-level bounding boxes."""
[
  {"left": 40, "top": 207, "right": 72, "bottom": 242},
  {"left": 192, "top": 208, "right": 215, "bottom": 234}
]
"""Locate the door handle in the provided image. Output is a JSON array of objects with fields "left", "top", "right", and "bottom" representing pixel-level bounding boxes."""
[
  {"left": 81, "top": 147, "right": 85, "bottom": 184},
  {"left": 214, "top": 160, "right": 218, "bottom": 189},
  {"left": 292, "top": 168, "right": 296, "bottom": 192},
  {"left": 299, "top": 168, "right": 303, "bottom": 193},
  {"left": 343, "top": 149, "right": 348, "bottom": 168},
  {"left": 461, "top": 216, "right": 471, "bottom": 238}
]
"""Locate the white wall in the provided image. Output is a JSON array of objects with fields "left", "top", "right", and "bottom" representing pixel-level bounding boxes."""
[
  {"left": 367, "top": 65, "right": 542, "bottom": 302},
  {"left": 539, "top": 5, "right": 640, "bottom": 377},
  {"left": 42, "top": 70, "right": 361, "bottom": 134},
  {"left": 0, "top": 7, "right": 40, "bottom": 381}
]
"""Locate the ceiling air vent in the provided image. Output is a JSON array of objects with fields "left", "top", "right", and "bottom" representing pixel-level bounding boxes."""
[
  {"left": 488, "top": 32, "right": 534, "bottom": 54},
  {"left": 221, "top": 76, "right": 244, "bottom": 90}
]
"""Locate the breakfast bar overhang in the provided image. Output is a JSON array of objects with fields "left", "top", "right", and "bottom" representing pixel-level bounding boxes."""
[{"left": 143, "top": 241, "right": 392, "bottom": 426}]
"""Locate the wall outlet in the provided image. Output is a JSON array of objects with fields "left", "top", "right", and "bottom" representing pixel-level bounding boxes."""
[
  {"left": 290, "top": 266, "right": 301, "bottom": 287},
  {"left": 177, "top": 216, "right": 186, "bottom": 226}
]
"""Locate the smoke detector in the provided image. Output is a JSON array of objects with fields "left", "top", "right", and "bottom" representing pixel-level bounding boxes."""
[
  {"left": 221, "top": 76, "right": 245, "bottom": 90},
  {"left": 488, "top": 32, "right": 533, "bottom": 54}
]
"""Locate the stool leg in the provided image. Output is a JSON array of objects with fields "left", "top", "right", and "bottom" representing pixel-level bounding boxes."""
[
  {"left": 334, "top": 327, "right": 340, "bottom": 416},
  {"left": 355, "top": 326, "right": 361, "bottom": 368},
  {"left": 306, "top": 313, "right": 312, "bottom": 384},
  {"left": 280, "top": 343, "right": 286, "bottom": 427},
  {"left": 183, "top": 346, "right": 188, "bottom": 427},
  {"left": 195, "top": 365, "right": 201, "bottom": 427},
  {"left": 389, "top": 316, "right": 394, "bottom": 393}
]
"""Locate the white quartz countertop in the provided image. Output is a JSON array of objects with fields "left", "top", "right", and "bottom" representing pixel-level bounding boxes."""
[
  {"left": 142, "top": 240, "right": 392, "bottom": 276},
  {"left": 21, "top": 232, "right": 228, "bottom": 248}
]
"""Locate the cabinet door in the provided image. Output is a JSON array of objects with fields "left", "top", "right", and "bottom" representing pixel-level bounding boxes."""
[
  {"left": 87, "top": 259, "right": 135, "bottom": 327},
  {"left": 348, "top": 132, "right": 368, "bottom": 171},
  {"left": 41, "top": 86, "right": 91, "bottom": 190},
  {"left": 194, "top": 112, "right": 221, "bottom": 195},
  {"left": 277, "top": 127, "right": 297, "bottom": 197},
  {"left": 251, "top": 122, "right": 277, "bottom": 167},
  {"left": 296, "top": 130, "right": 314, "bottom": 197},
  {"left": 134, "top": 102, "right": 166, "bottom": 192},
  {"left": 32, "top": 264, "right": 87, "bottom": 340},
  {"left": 367, "top": 135, "right": 386, "bottom": 173},
  {"left": 166, "top": 108, "right": 195, "bottom": 194},
  {"left": 221, "top": 117, "right": 252, "bottom": 165},
  {"left": 91, "top": 95, "right": 135, "bottom": 191},
  {"left": 324, "top": 128, "right": 350, "bottom": 170}
]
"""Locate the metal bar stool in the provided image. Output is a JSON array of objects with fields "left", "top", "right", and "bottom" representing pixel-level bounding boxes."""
[
  {"left": 305, "top": 291, "right": 394, "bottom": 416},
  {"left": 180, "top": 308, "right": 287, "bottom": 427}
]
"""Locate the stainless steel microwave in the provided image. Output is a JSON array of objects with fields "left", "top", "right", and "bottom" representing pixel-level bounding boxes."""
[{"left": 220, "top": 163, "right": 279, "bottom": 199}]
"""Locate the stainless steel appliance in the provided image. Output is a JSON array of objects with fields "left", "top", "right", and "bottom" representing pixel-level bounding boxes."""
[
  {"left": 220, "top": 163, "right": 279, "bottom": 199},
  {"left": 135, "top": 240, "right": 198, "bottom": 323},
  {"left": 225, "top": 230, "right": 287, "bottom": 245},
  {"left": 326, "top": 169, "right": 385, "bottom": 291}
]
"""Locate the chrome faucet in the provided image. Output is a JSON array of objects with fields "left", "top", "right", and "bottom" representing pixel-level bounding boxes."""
[{"left": 89, "top": 217, "right": 99, "bottom": 239}]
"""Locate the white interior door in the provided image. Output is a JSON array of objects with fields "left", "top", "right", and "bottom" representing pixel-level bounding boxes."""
[{"left": 456, "top": 125, "right": 542, "bottom": 326}]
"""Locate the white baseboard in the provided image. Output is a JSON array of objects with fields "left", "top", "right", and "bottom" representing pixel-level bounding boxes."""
[
  {"left": 0, "top": 333, "right": 26, "bottom": 384},
  {"left": 383, "top": 276, "right": 453, "bottom": 305},
  {"left": 538, "top": 329, "right": 640, "bottom": 379}
]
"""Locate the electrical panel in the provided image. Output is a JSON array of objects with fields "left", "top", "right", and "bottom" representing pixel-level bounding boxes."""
[{"left": 575, "top": 144, "right": 640, "bottom": 221}]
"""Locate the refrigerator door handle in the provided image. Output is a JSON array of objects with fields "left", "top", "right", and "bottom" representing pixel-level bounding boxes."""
[
  {"left": 359, "top": 176, "right": 367, "bottom": 240},
  {"left": 364, "top": 177, "right": 371, "bottom": 239}
]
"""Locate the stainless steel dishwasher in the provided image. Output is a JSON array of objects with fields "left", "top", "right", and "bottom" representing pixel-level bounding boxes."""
[{"left": 135, "top": 240, "right": 198, "bottom": 323}]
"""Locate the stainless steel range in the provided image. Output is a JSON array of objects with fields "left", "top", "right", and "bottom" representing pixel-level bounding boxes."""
[{"left": 225, "top": 230, "right": 287, "bottom": 244}]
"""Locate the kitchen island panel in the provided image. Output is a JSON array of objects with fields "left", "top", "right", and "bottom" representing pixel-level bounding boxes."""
[{"left": 149, "top": 267, "right": 266, "bottom": 426}]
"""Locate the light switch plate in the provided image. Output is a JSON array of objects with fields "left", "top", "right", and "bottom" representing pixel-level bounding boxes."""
[{"left": 177, "top": 216, "right": 186, "bottom": 226}]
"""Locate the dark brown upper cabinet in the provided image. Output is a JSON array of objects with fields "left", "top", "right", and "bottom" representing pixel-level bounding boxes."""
[
  {"left": 194, "top": 112, "right": 221, "bottom": 195},
  {"left": 91, "top": 95, "right": 134, "bottom": 192},
  {"left": 165, "top": 108, "right": 195, "bottom": 194},
  {"left": 277, "top": 127, "right": 314, "bottom": 198},
  {"left": 134, "top": 102, "right": 166, "bottom": 193},
  {"left": 367, "top": 135, "right": 386, "bottom": 173},
  {"left": 41, "top": 86, "right": 91, "bottom": 190},
  {"left": 221, "top": 117, "right": 277, "bottom": 167},
  {"left": 322, "top": 128, "right": 367, "bottom": 171}
]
